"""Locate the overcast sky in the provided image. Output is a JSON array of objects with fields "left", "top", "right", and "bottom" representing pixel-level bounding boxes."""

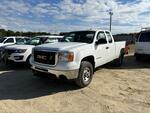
[{"left": 0, "top": 0, "right": 150, "bottom": 34}]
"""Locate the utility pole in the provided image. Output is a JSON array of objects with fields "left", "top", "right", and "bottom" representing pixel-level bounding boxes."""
[{"left": 109, "top": 10, "right": 113, "bottom": 32}]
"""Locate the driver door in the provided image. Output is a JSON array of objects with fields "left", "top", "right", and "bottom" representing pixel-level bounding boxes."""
[{"left": 95, "top": 31, "right": 109, "bottom": 67}]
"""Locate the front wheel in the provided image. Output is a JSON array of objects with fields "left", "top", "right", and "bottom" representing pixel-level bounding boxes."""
[
  {"left": 32, "top": 69, "right": 45, "bottom": 78},
  {"left": 75, "top": 61, "right": 93, "bottom": 88},
  {"left": 26, "top": 55, "right": 31, "bottom": 66}
]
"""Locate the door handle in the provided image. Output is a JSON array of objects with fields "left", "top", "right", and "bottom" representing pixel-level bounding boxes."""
[{"left": 106, "top": 47, "right": 109, "bottom": 49}]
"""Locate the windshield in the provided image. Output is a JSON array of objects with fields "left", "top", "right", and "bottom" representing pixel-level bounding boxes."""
[
  {"left": 16, "top": 38, "right": 30, "bottom": 44},
  {"left": 25, "top": 37, "right": 48, "bottom": 45},
  {"left": 61, "top": 31, "right": 95, "bottom": 43},
  {"left": 139, "top": 32, "right": 150, "bottom": 42},
  {"left": 0, "top": 38, "right": 6, "bottom": 43},
  {"left": 44, "top": 38, "right": 58, "bottom": 43}
]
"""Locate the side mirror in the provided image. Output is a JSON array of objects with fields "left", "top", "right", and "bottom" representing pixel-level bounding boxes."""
[{"left": 95, "top": 39, "right": 107, "bottom": 45}]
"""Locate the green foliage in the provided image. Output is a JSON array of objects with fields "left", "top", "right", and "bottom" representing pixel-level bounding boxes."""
[{"left": 0, "top": 29, "right": 51, "bottom": 37}]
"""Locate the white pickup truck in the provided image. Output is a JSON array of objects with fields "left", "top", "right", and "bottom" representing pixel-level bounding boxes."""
[{"left": 30, "top": 30, "right": 126, "bottom": 87}]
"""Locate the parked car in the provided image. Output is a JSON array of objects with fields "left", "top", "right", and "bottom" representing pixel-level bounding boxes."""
[
  {"left": 135, "top": 28, "right": 150, "bottom": 60},
  {"left": 0, "top": 37, "right": 30, "bottom": 61},
  {"left": 2, "top": 35, "right": 63, "bottom": 64},
  {"left": 30, "top": 29, "right": 126, "bottom": 87}
]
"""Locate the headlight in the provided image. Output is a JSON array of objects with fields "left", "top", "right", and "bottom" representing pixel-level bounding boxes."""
[
  {"left": 15, "top": 49, "right": 27, "bottom": 53},
  {"left": 59, "top": 52, "right": 74, "bottom": 62}
]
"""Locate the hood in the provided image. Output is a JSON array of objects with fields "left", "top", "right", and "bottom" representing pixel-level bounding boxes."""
[
  {"left": 0, "top": 43, "right": 4, "bottom": 47},
  {"left": 0, "top": 44, "right": 15, "bottom": 49},
  {"left": 5, "top": 44, "right": 35, "bottom": 50},
  {"left": 35, "top": 42, "right": 87, "bottom": 51}
]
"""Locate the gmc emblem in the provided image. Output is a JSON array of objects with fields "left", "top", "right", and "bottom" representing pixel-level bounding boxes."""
[{"left": 37, "top": 55, "right": 47, "bottom": 60}]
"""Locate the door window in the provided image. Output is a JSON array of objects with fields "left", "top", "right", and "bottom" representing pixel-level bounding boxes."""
[
  {"left": 4, "top": 38, "right": 14, "bottom": 43},
  {"left": 106, "top": 32, "right": 113, "bottom": 43},
  {"left": 97, "top": 32, "right": 107, "bottom": 44},
  {"left": 139, "top": 32, "right": 150, "bottom": 42}
]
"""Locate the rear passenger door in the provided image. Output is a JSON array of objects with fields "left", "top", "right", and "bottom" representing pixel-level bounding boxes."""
[{"left": 105, "top": 31, "right": 115, "bottom": 61}]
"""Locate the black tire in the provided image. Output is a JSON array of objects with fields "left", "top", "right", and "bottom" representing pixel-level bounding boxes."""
[
  {"left": 26, "top": 55, "right": 31, "bottom": 66},
  {"left": 75, "top": 61, "right": 93, "bottom": 88},
  {"left": 114, "top": 52, "right": 124, "bottom": 67},
  {"left": 135, "top": 55, "right": 141, "bottom": 61}
]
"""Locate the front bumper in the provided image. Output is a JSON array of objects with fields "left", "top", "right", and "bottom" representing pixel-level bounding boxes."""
[
  {"left": 31, "top": 64, "right": 79, "bottom": 80},
  {"left": 2, "top": 53, "right": 27, "bottom": 63}
]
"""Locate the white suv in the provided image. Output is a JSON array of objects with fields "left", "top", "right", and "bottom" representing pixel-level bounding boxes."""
[
  {"left": 0, "top": 37, "right": 29, "bottom": 61},
  {"left": 2, "top": 35, "right": 63, "bottom": 64},
  {"left": 135, "top": 28, "right": 150, "bottom": 60}
]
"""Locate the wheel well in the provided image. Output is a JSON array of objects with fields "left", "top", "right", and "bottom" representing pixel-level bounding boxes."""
[
  {"left": 26, "top": 54, "right": 31, "bottom": 62},
  {"left": 81, "top": 56, "right": 95, "bottom": 70},
  {"left": 121, "top": 48, "right": 125, "bottom": 55}
]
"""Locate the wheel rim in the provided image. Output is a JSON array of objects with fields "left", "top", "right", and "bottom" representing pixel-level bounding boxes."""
[{"left": 82, "top": 67, "right": 91, "bottom": 82}]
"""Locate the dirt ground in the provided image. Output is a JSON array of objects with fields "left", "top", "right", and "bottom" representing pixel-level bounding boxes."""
[{"left": 0, "top": 45, "right": 150, "bottom": 113}]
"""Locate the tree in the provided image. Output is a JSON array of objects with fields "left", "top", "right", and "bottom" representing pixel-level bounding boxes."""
[{"left": 0, "top": 29, "right": 52, "bottom": 37}]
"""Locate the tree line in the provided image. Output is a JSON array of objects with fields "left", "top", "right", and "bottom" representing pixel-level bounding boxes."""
[
  {"left": 0, "top": 28, "right": 138, "bottom": 43},
  {"left": 0, "top": 29, "right": 52, "bottom": 37}
]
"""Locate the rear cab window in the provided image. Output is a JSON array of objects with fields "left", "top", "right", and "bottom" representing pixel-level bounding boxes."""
[{"left": 138, "top": 32, "right": 150, "bottom": 42}]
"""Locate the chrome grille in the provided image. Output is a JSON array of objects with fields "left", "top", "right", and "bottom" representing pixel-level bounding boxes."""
[{"left": 34, "top": 50, "right": 57, "bottom": 65}]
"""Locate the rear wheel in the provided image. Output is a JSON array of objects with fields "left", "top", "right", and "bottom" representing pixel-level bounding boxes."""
[
  {"left": 135, "top": 54, "right": 141, "bottom": 61},
  {"left": 114, "top": 52, "right": 124, "bottom": 67},
  {"left": 75, "top": 61, "right": 93, "bottom": 88}
]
